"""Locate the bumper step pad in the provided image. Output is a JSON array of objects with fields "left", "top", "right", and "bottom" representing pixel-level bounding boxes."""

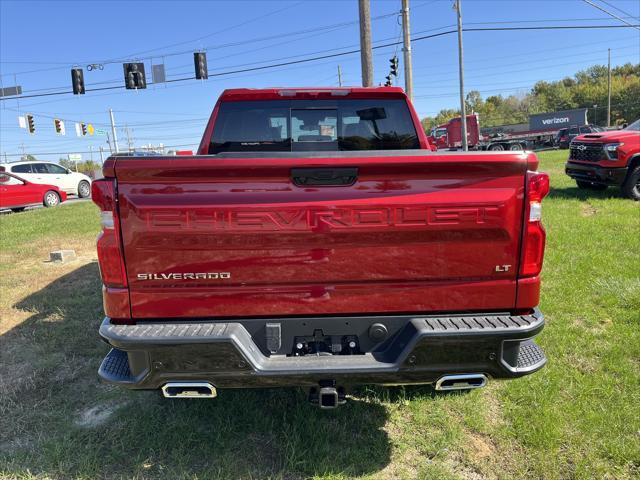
[
  {"left": 517, "top": 340, "right": 546, "bottom": 369},
  {"left": 99, "top": 348, "right": 135, "bottom": 384}
]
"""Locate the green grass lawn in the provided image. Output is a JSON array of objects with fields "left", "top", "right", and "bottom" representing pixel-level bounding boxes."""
[{"left": 0, "top": 150, "right": 638, "bottom": 479}]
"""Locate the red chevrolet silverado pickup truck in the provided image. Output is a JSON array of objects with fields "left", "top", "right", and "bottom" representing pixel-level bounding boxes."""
[
  {"left": 565, "top": 118, "right": 640, "bottom": 200},
  {"left": 93, "top": 87, "right": 549, "bottom": 408}
]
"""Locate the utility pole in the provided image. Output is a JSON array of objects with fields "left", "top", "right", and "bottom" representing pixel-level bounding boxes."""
[
  {"left": 99, "top": 146, "right": 105, "bottom": 164},
  {"left": 338, "top": 65, "right": 343, "bottom": 87},
  {"left": 358, "top": 0, "right": 374, "bottom": 87},
  {"left": 607, "top": 48, "right": 611, "bottom": 127},
  {"left": 401, "top": 0, "right": 414, "bottom": 100},
  {"left": 454, "top": 0, "right": 468, "bottom": 151},
  {"left": 109, "top": 109, "right": 119, "bottom": 153}
]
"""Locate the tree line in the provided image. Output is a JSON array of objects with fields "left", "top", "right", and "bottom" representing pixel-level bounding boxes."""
[{"left": 421, "top": 63, "right": 640, "bottom": 132}]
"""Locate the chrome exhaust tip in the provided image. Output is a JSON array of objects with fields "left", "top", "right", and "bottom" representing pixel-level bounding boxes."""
[
  {"left": 161, "top": 382, "right": 217, "bottom": 398},
  {"left": 435, "top": 374, "right": 488, "bottom": 391}
]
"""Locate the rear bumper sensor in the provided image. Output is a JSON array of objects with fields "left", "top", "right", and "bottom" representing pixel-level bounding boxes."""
[{"left": 98, "top": 309, "right": 546, "bottom": 389}]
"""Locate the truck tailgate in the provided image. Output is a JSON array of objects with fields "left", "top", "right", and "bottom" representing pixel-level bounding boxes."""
[{"left": 113, "top": 151, "right": 528, "bottom": 319}]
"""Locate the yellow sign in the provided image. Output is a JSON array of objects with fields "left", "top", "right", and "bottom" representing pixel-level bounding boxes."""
[{"left": 87, "top": 124, "right": 95, "bottom": 135}]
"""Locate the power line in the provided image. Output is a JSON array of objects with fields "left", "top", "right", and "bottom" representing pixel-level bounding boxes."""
[
  {"left": 3, "top": 22, "right": 426, "bottom": 96},
  {"left": 2, "top": 22, "right": 638, "bottom": 102},
  {"left": 582, "top": 0, "right": 640, "bottom": 30},
  {"left": 113, "top": 2, "right": 306, "bottom": 60},
  {"left": 413, "top": 36, "right": 639, "bottom": 73},
  {"left": 0, "top": 5, "right": 401, "bottom": 78},
  {"left": 463, "top": 15, "right": 640, "bottom": 26},
  {"left": 0, "top": 15, "right": 634, "bottom": 71},
  {"left": 1, "top": 106, "right": 209, "bottom": 127},
  {"left": 596, "top": 0, "right": 639, "bottom": 19},
  {"left": 0, "top": 2, "right": 306, "bottom": 76},
  {"left": 12, "top": 35, "right": 637, "bottom": 115},
  {"left": 412, "top": 45, "right": 639, "bottom": 84},
  {"left": 1, "top": 14, "right": 638, "bottom": 78},
  {"left": 2, "top": 51, "right": 384, "bottom": 108}
]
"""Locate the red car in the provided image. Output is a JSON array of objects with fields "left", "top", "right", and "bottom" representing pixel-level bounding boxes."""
[{"left": 0, "top": 171, "right": 67, "bottom": 212}]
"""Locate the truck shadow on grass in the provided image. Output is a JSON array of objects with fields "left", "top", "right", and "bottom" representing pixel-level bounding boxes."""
[
  {"left": 547, "top": 185, "right": 626, "bottom": 201},
  {"left": 1, "top": 263, "right": 392, "bottom": 479}
]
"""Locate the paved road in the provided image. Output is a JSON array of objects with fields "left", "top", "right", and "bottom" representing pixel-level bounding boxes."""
[{"left": 0, "top": 197, "right": 90, "bottom": 214}]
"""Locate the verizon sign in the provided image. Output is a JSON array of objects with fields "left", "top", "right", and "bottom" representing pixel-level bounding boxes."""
[
  {"left": 541, "top": 116, "right": 569, "bottom": 125},
  {"left": 529, "top": 109, "right": 588, "bottom": 131}
]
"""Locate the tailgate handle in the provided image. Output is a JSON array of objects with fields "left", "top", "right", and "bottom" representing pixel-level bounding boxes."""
[{"left": 291, "top": 167, "right": 358, "bottom": 187}]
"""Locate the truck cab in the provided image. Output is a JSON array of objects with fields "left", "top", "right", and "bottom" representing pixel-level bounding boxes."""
[
  {"left": 565, "top": 119, "right": 640, "bottom": 200},
  {"left": 428, "top": 125, "right": 448, "bottom": 150}
]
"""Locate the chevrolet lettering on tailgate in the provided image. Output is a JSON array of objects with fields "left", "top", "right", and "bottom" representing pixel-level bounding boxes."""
[{"left": 145, "top": 205, "right": 505, "bottom": 232}]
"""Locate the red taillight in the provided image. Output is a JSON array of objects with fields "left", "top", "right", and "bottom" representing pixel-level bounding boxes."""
[
  {"left": 92, "top": 179, "right": 128, "bottom": 288},
  {"left": 520, "top": 171, "right": 550, "bottom": 277}
]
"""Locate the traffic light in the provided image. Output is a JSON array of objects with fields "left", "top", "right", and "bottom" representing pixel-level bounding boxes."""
[
  {"left": 71, "top": 68, "right": 85, "bottom": 94},
  {"left": 194, "top": 52, "right": 208, "bottom": 79},
  {"left": 390, "top": 56, "right": 399, "bottom": 77},
  {"left": 54, "top": 118, "right": 65, "bottom": 135},
  {"left": 26, "top": 114, "right": 35, "bottom": 134},
  {"left": 384, "top": 75, "right": 392, "bottom": 87},
  {"left": 81, "top": 123, "right": 87, "bottom": 136},
  {"left": 123, "top": 62, "right": 147, "bottom": 89}
]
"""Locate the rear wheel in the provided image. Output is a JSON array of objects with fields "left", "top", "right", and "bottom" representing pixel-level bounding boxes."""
[
  {"left": 622, "top": 165, "right": 640, "bottom": 200},
  {"left": 78, "top": 180, "right": 91, "bottom": 198},
  {"left": 10, "top": 207, "right": 26, "bottom": 213},
  {"left": 489, "top": 143, "right": 505, "bottom": 151},
  {"left": 576, "top": 180, "right": 607, "bottom": 191},
  {"left": 43, "top": 190, "right": 61, "bottom": 207},
  {"left": 509, "top": 143, "right": 524, "bottom": 151}
]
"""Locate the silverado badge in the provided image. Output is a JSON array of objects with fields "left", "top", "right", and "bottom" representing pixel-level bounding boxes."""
[{"left": 137, "top": 272, "right": 231, "bottom": 280}]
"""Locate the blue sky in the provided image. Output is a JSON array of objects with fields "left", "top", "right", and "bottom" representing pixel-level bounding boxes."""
[{"left": 1, "top": 0, "right": 639, "bottom": 161}]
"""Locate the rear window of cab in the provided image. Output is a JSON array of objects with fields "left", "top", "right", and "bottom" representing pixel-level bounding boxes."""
[{"left": 209, "top": 99, "right": 420, "bottom": 153}]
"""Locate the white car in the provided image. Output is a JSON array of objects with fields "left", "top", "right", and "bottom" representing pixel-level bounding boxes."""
[{"left": 1, "top": 161, "right": 92, "bottom": 198}]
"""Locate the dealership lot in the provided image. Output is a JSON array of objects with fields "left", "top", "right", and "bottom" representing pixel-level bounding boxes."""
[{"left": 1, "top": 151, "right": 638, "bottom": 479}]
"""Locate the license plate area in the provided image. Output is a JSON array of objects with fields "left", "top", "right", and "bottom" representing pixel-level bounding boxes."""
[{"left": 289, "top": 329, "right": 362, "bottom": 357}]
